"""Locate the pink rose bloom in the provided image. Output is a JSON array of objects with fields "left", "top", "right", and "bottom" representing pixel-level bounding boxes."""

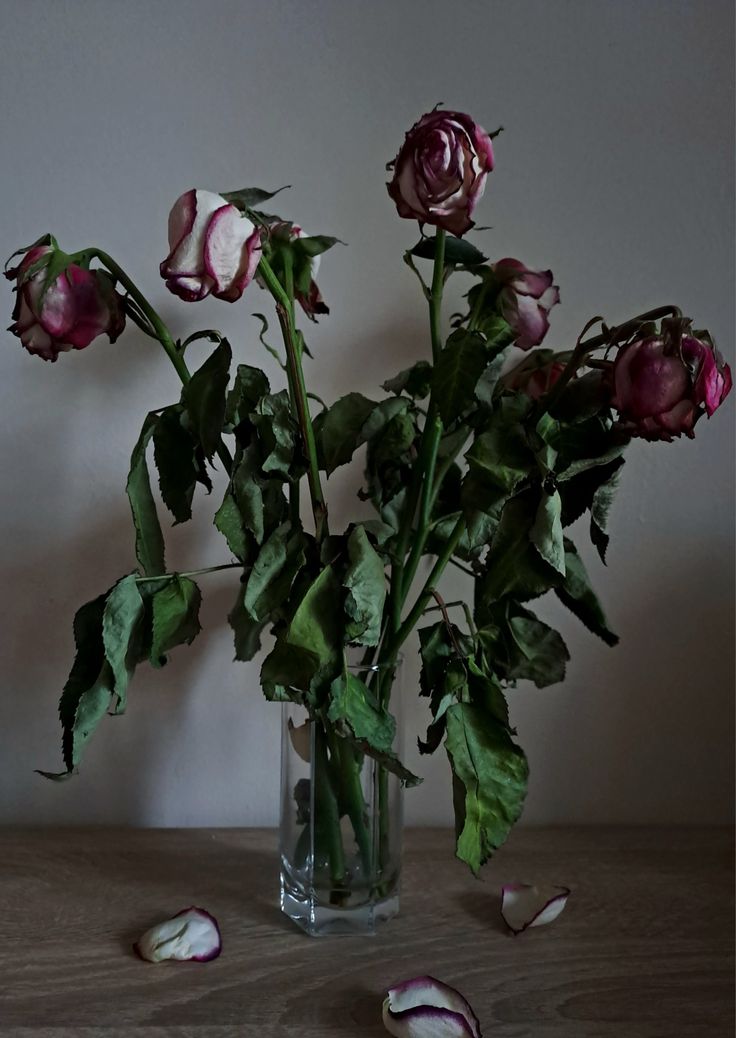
[
  {"left": 612, "top": 333, "right": 732, "bottom": 440},
  {"left": 5, "top": 246, "right": 125, "bottom": 362},
  {"left": 387, "top": 109, "right": 495, "bottom": 237},
  {"left": 493, "top": 258, "right": 560, "bottom": 350},
  {"left": 160, "top": 189, "right": 262, "bottom": 302}
]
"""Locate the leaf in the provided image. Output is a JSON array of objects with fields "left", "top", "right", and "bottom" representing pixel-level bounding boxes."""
[
  {"left": 313, "top": 393, "right": 377, "bottom": 474},
  {"left": 102, "top": 574, "right": 145, "bottom": 711},
  {"left": 214, "top": 490, "right": 249, "bottom": 561},
  {"left": 153, "top": 406, "right": 199, "bottom": 524},
  {"left": 243, "top": 524, "right": 306, "bottom": 622},
  {"left": 432, "top": 329, "right": 488, "bottom": 424},
  {"left": 474, "top": 349, "right": 509, "bottom": 408},
  {"left": 343, "top": 526, "right": 386, "bottom": 646},
  {"left": 530, "top": 491, "right": 566, "bottom": 576},
  {"left": 232, "top": 445, "right": 265, "bottom": 543},
  {"left": 58, "top": 594, "right": 111, "bottom": 772},
  {"left": 225, "top": 364, "right": 270, "bottom": 429},
  {"left": 126, "top": 413, "right": 165, "bottom": 576},
  {"left": 284, "top": 565, "right": 343, "bottom": 681},
  {"left": 555, "top": 539, "right": 618, "bottom": 646},
  {"left": 327, "top": 671, "right": 421, "bottom": 786},
  {"left": 260, "top": 636, "right": 321, "bottom": 696},
  {"left": 327, "top": 672, "right": 395, "bottom": 752},
  {"left": 252, "top": 391, "right": 297, "bottom": 478},
  {"left": 228, "top": 586, "right": 266, "bottom": 661},
  {"left": 293, "top": 234, "right": 341, "bottom": 258},
  {"left": 590, "top": 463, "right": 623, "bottom": 563},
  {"left": 445, "top": 702, "right": 529, "bottom": 874},
  {"left": 467, "top": 658, "right": 509, "bottom": 726},
  {"left": 222, "top": 185, "right": 290, "bottom": 209},
  {"left": 182, "top": 338, "right": 232, "bottom": 461},
  {"left": 478, "top": 491, "right": 560, "bottom": 606},
  {"left": 382, "top": 360, "right": 433, "bottom": 399},
  {"left": 504, "top": 608, "right": 569, "bottom": 687},
  {"left": 479, "top": 314, "right": 516, "bottom": 352},
  {"left": 409, "top": 235, "right": 487, "bottom": 267},
  {"left": 465, "top": 422, "right": 535, "bottom": 493},
  {"left": 150, "top": 575, "right": 202, "bottom": 662},
  {"left": 558, "top": 455, "right": 625, "bottom": 529}
]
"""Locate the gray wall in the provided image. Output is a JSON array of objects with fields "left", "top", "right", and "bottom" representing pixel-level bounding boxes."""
[{"left": 0, "top": 0, "right": 733, "bottom": 826}]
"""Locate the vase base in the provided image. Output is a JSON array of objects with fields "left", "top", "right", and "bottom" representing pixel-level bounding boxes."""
[{"left": 280, "top": 871, "right": 399, "bottom": 937}]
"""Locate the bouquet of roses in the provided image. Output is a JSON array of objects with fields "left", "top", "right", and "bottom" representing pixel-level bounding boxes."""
[{"left": 6, "top": 107, "right": 731, "bottom": 906}]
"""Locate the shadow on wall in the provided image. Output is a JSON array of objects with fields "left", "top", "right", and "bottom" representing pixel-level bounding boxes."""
[{"left": 514, "top": 544, "right": 735, "bottom": 825}]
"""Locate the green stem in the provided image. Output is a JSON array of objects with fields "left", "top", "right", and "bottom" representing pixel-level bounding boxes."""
[
  {"left": 313, "top": 723, "right": 345, "bottom": 888},
  {"left": 428, "top": 229, "right": 446, "bottom": 364},
  {"left": 332, "top": 736, "right": 372, "bottom": 876},
  {"left": 136, "top": 562, "right": 242, "bottom": 583},
  {"left": 387, "top": 231, "right": 448, "bottom": 636},
  {"left": 87, "top": 249, "right": 233, "bottom": 478},
  {"left": 389, "top": 515, "right": 466, "bottom": 656},
  {"left": 259, "top": 256, "right": 328, "bottom": 541},
  {"left": 398, "top": 412, "right": 443, "bottom": 603}
]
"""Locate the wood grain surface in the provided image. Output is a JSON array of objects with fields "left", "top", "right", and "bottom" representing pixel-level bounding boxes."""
[{"left": 0, "top": 827, "right": 732, "bottom": 1037}]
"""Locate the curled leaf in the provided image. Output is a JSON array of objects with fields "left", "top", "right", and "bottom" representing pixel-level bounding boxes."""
[
  {"left": 383, "top": 975, "right": 482, "bottom": 1037},
  {"left": 500, "top": 883, "right": 570, "bottom": 935},
  {"left": 134, "top": 907, "right": 221, "bottom": 963}
]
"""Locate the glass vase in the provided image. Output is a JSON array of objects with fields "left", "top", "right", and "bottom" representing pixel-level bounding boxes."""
[{"left": 279, "top": 658, "right": 403, "bottom": 936}]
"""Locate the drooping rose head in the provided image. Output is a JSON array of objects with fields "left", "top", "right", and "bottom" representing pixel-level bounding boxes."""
[
  {"left": 387, "top": 109, "right": 495, "bottom": 237},
  {"left": 611, "top": 331, "right": 732, "bottom": 440},
  {"left": 492, "top": 258, "right": 560, "bottom": 350},
  {"left": 160, "top": 189, "right": 262, "bottom": 303},
  {"left": 5, "top": 246, "right": 125, "bottom": 362}
]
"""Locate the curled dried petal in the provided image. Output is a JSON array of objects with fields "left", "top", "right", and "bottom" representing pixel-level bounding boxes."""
[
  {"left": 382, "top": 975, "right": 482, "bottom": 1037},
  {"left": 500, "top": 883, "right": 570, "bottom": 935}
]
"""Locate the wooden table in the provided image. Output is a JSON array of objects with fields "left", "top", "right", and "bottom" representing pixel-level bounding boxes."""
[{"left": 0, "top": 828, "right": 732, "bottom": 1036}]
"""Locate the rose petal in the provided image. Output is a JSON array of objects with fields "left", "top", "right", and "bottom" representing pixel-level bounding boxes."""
[
  {"left": 383, "top": 975, "right": 482, "bottom": 1038},
  {"left": 288, "top": 718, "right": 311, "bottom": 762},
  {"left": 134, "top": 907, "right": 221, "bottom": 963},
  {"left": 500, "top": 883, "right": 570, "bottom": 934}
]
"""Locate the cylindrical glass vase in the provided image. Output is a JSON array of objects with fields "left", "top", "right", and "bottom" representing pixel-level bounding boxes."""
[{"left": 279, "top": 658, "right": 403, "bottom": 937}]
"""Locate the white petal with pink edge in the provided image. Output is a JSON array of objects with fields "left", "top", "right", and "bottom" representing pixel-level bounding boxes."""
[
  {"left": 382, "top": 975, "right": 482, "bottom": 1037},
  {"left": 500, "top": 883, "right": 570, "bottom": 934},
  {"left": 134, "top": 906, "right": 221, "bottom": 963}
]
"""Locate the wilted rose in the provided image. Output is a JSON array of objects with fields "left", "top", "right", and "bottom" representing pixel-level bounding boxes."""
[
  {"left": 493, "top": 258, "right": 560, "bottom": 350},
  {"left": 160, "top": 189, "right": 262, "bottom": 302},
  {"left": 5, "top": 246, "right": 125, "bottom": 362},
  {"left": 387, "top": 109, "right": 495, "bottom": 237},
  {"left": 612, "top": 332, "right": 732, "bottom": 440},
  {"left": 505, "top": 353, "right": 567, "bottom": 400}
]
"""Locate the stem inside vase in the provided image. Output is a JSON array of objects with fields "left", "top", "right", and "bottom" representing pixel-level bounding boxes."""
[{"left": 279, "top": 657, "right": 404, "bottom": 936}]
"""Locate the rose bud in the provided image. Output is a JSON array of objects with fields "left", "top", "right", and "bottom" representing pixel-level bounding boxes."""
[
  {"left": 5, "top": 246, "right": 125, "bottom": 362},
  {"left": 134, "top": 906, "right": 221, "bottom": 963},
  {"left": 383, "top": 976, "right": 482, "bottom": 1038},
  {"left": 492, "top": 258, "right": 560, "bottom": 350},
  {"left": 504, "top": 352, "right": 567, "bottom": 401},
  {"left": 268, "top": 222, "right": 329, "bottom": 320},
  {"left": 611, "top": 333, "right": 732, "bottom": 441},
  {"left": 160, "top": 189, "right": 262, "bottom": 303},
  {"left": 387, "top": 109, "right": 495, "bottom": 237}
]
